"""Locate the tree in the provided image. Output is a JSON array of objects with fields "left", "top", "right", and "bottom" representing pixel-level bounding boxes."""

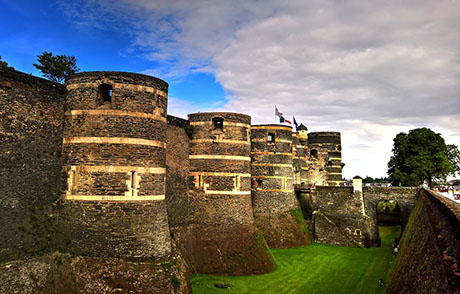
[
  {"left": 33, "top": 52, "right": 79, "bottom": 83},
  {"left": 0, "top": 56, "right": 14, "bottom": 69},
  {"left": 388, "top": 128, "right": 460, "bottom": 188}
]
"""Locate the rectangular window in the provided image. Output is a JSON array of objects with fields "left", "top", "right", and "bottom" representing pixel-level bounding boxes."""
[{"left": 268, "top": 133, "right": 275, "bottom": 142}]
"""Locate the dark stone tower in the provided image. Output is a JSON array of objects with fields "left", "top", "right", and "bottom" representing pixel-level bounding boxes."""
[
  {"left": 184, "top": 112, "right": 275, "bottom": 275},
  {"left": 58, "top": 72, "right": 172, "bottom": 260},
  {"left": 308, "top": 132, "right": 344, "bottom": 186},
  {"left": 251, "top": 125, "right": 309, "bottom": 247}
]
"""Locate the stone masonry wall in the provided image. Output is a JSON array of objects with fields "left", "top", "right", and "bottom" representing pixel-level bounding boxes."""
[
  {"left": 58, "top": 71, "right": 172, "bottom": 261},
  {"left": 0, "top": 68, "right": 66, "bottom": 261},
  {"left": 166, "top": 116, "right": 191, "bottom": 228},
  {"left": 308, "top": 132, "right": 343, "bottom": 186},
  {"left": 388, "top": 189, "right": 460, "bottom": 294},
  {"left": 184, "top": 112, "right": 275, "bottom": 275},
  {"left": 310, "top": 186, "right": 367, "bottom": 247},
  {"left": 250, "top": 125, "right": 309, "bottom": 248}
]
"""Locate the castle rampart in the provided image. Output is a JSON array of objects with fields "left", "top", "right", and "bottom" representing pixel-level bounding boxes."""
[
  {"left": 250, "top": 124, "right": 310, "bottom": 247},
  {"left": 181, "top": 112, "right": 275, "bottom": 275},
  {"left": 0, "top": 68, "right": 66, "bottom": 261},
  {"left": 57, "top": 71, "right": 172, "bottom": 260}
]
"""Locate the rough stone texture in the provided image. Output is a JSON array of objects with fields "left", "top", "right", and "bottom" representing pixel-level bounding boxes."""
[
  {"left": 0, "top": 68, "right": 66, "bottom": 261},
  {"left": 250, "top": 125, "right": 309, "bottom": 247},
  {"left": 65, "top": 71, "right": 168, "bottom": 113},
  {"left": 310, "top": 186, "right": 368, "bottom": 247},
  {"left": 56, "top": 200, "right": 171, "bottom": 260},
  {"left": 173, "top": 224, "right": 276, "bottom": 276},
  {"left": 186, "top": 112, "right": 275, "bottom": 274},
  {"left": 309, "top": 186, "right": 419, "bottom": 247},
  {"left": 166, "top": 120, "right": 191, "bottom": 229},
  {"left": 363, "top": 187, "right": 419, "bottom": 246},
  {"left": 60, "top": 71, "right": 172, "bottom": 261},
  {"left": 388, "top": 190, "right": 456, "bottom": 294},
  {"left": 307, "top": 132, "right": 344, "bottom": 186},
  {"left": 253, "top": 211, "right": 311, "bottom": 248},
  {"left": 0, "top": 249, "right": 191, "bottom": 294}
]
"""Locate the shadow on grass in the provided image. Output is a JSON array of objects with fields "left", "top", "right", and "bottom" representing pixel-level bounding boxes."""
[{"left": 191, "top": 226, "right": 398, "bottom": 294}]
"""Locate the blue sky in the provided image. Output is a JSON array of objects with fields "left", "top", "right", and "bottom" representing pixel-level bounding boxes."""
[
  {"left": 1, "top": 0, "right": 459, "bottom": 179},
  {"left": 0, "top": 0, "right": 226, "bottom": 113}
]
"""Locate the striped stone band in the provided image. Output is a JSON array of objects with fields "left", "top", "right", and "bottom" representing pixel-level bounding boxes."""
[
  {"left": 63, "top": 137, "right": 166, "bottom": 148},
  {"left": 189, "top": 172, "right": 251, "bottom": 177},
  {"left": 252, "top": 163, "right": 292, "bottom": 167},
  {"left": 66, "top": 82, "right": 167, "bottom": 97},
  {"left": 188, "top": 190, "right": 251, "bottom": 195},
  {"left": 251, "top": 139, "right": 292, "bottom": 143},
  {"left": 252, "top": 189, "right": 294, "bottom": 193},
  {"left": 252, "top": 176, "right": 293, "bottom": 179},
  {"left": 189, "top": 155, "right": 251, "bottom": 161},
  {"left": 67, "top": 109, "right": 166, "bottom": 122},
  {"left": 189, "top": 121, "right": 250, "bottom": 127},
  {"left": 251, "top": 151, "right": 292, "bottom": 156},
  {"left": 64, "top": 195, "right": 165, "bottom": 201},
  {"left": 191, "top": 139, "right": 250, "bottom": 145},
  {"left": 251, "top": 126, "right": 292, "bottom": 131},
  {"left": 65, "top": 165, "right": 165, "bottom": 174}
]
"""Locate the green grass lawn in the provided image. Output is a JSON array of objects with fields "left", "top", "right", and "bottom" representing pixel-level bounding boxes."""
[{"left": 191, "top": 226, "right": 399, "bottom": 294}]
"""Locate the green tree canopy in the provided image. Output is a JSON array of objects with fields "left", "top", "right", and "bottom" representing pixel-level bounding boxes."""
[
  {"left": 33, "top": 52, "right": 79, "bottom": 83},
  {"left": 388, "top": 128, "right": 460, "bottom": 188}
]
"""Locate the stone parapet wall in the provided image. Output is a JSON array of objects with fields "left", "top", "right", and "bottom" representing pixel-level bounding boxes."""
[
  {"left": 388, "top": 189, "right": 459, "bottom": 294},
  {"left": 0, "top": 68, "right": 66, "bottom": 261},
  {"left": 66, "top": 72, "right": 168, "bottom": 114}
]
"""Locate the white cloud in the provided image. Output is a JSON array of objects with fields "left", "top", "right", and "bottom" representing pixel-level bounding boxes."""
[{"left": 59, "top": 0, "right": 460, "bottom": 178}]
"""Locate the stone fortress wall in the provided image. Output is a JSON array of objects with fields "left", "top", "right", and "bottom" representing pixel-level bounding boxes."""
[
  {"left": 3, "top": 67, "right": 460, "bottom": 293},
  {"left": 0, "top": 68, "right": 346, "bottom": 284},
  {"left": 57, "top": 72, "right": 172, "bottom": 261}
]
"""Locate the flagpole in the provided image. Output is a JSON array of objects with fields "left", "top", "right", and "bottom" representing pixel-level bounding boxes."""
[{"left": 275, "top": 105, "right": 276, "bottom": 123}]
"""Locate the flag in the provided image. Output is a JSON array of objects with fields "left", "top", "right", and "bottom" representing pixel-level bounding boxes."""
[
  {"left": 275, "top": 106, "right": 283, "bottom": 117},
  {"left": 280, "top": 116, "right": 292, "bottom": 124},
  {"left": 293, "top": 117, "right": 298, "bottom": 128}
]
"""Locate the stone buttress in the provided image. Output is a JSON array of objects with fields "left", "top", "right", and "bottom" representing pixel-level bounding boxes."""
[
  {"left": 57, "top": 72, "right": 172, "bottom": 260},
  {"left": 251, "top": 125, "right": 310, "bottom": 247},
  {"left": 183, "top": 112, "right": 275, "bottom": 275}
]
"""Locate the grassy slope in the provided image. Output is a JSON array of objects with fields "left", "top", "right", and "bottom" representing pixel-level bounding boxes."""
[{"left": 191, "top": 226, "right": 398, "bottom": 294}]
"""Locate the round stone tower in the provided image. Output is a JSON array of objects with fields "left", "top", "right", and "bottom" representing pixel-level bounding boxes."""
[
  {"left": 307, "top": 132, "right": 344, "bottom": 186},
  {"left": 58, "top": 72, "right": 172, "bottom": 260},
  {"left": 185, "top": 112, "right": 275, "bottom": 275},
  {"left": 251, "top": 125, "right": 309, "bottom": 247}
]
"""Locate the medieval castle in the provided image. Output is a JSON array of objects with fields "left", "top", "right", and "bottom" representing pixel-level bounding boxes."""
[{"left": 1, "top": 68, "right": 459, "bottom": 293}]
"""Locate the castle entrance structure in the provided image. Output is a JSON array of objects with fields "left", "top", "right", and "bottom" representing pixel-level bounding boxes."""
[{"left": 58, "top": 72, "right": 172, "bottom": 260}]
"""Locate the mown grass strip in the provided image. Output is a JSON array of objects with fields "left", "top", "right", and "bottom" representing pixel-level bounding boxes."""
[{"left": 191, "top": 226, "right": 398, "bottom": 294}]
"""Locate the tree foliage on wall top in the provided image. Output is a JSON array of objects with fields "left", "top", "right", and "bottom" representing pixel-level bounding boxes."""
[
  {"left": 388, "top": 128, "right": 460, "bottom": 188},
  {"left": 33, "top": 52, "right": 79, "bottom": 84}
]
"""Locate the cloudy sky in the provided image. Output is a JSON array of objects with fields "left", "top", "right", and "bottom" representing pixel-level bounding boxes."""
[{"left": 1, "top": 0, "right": 459, "bottom": 179}]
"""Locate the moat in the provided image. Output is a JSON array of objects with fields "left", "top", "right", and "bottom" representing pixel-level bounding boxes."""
[{"left": 191, "top": 226, "right": 398, "bottom": 294}]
